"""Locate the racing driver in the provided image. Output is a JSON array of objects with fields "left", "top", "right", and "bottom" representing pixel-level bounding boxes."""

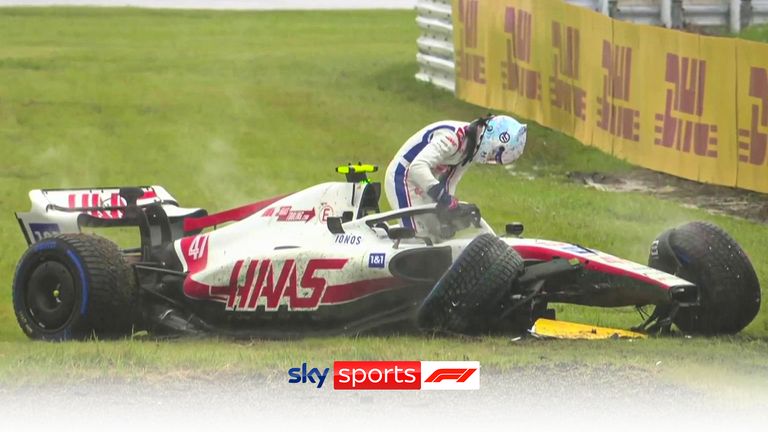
[{"left": 384, "top": 114, "right": 527, "bottom": 238}]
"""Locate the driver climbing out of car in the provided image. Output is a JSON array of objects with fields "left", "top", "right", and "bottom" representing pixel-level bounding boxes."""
[{"left": 384, "top": 114, "right": 527, "bottom": 239}]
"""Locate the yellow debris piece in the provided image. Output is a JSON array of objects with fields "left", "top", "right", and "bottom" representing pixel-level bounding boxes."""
[{"left": 530, "top": 318, "right": 647, "bottom": 340}]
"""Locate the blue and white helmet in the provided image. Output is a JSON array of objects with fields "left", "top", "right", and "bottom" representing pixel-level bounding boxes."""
[{"left": 473, "top": 115, "right": 527, "bottom": 165}]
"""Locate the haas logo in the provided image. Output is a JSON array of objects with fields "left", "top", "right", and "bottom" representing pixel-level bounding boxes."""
[
  {"left": 68, "top": 192, "right": 125, "bottom": 219},
  {"left": 226, "top": 258, "right": 348, "bottom": 311}
]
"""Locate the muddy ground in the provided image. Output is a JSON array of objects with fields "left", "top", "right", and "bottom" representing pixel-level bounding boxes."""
[{"left": 568, "top": 169, "right": 768, "bottom": 223}]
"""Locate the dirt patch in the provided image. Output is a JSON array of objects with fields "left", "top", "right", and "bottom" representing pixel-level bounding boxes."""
[{"left": 568, "top": 169, "right": 768, "bottom": 223}]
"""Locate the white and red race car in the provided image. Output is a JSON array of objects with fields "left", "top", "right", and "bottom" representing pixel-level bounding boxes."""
[{"left": 12, "top": 165, "right": 761, "bottom": 340}]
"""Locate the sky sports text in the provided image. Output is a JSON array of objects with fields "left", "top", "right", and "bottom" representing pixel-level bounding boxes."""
[{"left": 288, "top": 361, "right": 479, "bottom": 390}]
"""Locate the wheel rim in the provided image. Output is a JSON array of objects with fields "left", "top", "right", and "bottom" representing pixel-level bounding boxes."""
[{"left": 25, "top": 261, "right": 77, "bottom": 331}]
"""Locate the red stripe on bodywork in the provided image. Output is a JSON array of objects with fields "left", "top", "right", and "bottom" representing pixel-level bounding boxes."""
[
  {"left": 226, "top": 260, "right": 246, "bottom": 309},
  {"left": 110, "top": 193, "right": 120, "bottom": 218},
  {"left": 321, "top": 277, "right": 406, "bottom": 304},
  {"left": 91, "top": 193, "right": 101, "bottom": 218},
  {"left": 183, "top": 195, "right": 288, "bottom": 232},
  {"left": 184, "top": 276, "right": 407, "bottom": 305},
  {"left": 512, "top": 245, "right": 673, "bottom": 290},
  {"left": 183, "top": 276, "right": 227, "bottom": 301},
  {"left": 141, "top": 189, "right": 157, "bottom": 200}
]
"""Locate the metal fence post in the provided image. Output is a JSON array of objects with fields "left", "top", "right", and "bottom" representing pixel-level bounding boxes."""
[
  {"left": 599, "top": 0, "right": 610, "bottom": 15},
  {"left": 671, "top": 0, "right": 683, "bottom": 28},
  {"left": 730, "top": 0, "right": 742, "bottom": 32},
  {"left": 661, "top": 0, "right": 673, "bottom": 27}
]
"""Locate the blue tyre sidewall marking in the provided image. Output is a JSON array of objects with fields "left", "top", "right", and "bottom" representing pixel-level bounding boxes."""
[
  {"left": 66, "top": 249, "right": 89, "bottom": 316},
  {"left": 13, "top": 240, "right": 59, "bottom": 327},
  {"left": 32, "top": 241, "right": 57, "bottom": 252},
  {"left": 13, "top": 239, "right": 89, "bottom": 340}
]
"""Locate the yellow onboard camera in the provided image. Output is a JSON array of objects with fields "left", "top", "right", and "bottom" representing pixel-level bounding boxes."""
[{"left": 336, "top": 163, "right": 378, "bottom": 183}]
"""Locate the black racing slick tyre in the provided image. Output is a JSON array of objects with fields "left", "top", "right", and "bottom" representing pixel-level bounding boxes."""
[
  {"left": 417, "top": 234, "right": 524, "bottom": 335},
  {"left": 12, "top": 234, "right": 137, "bottom": 341},
  {"left": 648, "top": 221, "right": 760, "bottom": 335}
]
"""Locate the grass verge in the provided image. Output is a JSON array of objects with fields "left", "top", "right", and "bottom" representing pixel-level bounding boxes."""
[{"left": 0, "top": 8, "right": 766, "bottom": 385}]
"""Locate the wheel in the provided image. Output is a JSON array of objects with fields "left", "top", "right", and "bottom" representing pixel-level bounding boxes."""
[
  {"left": 417, "top": 233, "right": 524, "bottom": 334},
  {"left": 12, "top": 234, "right": 137, "bottom": 340},
  {"left": 648, "top": 221, "right": 761, "bottom": 335}
]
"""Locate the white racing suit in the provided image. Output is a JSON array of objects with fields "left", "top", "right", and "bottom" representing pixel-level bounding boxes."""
[{"left": 384, "top": 120, "right": 472, "bottom": 238}]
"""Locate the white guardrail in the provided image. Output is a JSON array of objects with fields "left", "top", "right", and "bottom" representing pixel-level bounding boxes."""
[
  {"left": 415, "top": 0, "right": 455, "bottom": 92},
  {"left": 415, "top": 0, "right": 765, "bottom": 93}
]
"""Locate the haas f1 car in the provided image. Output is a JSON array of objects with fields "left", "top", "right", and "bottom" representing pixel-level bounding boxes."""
[{"left": 12, "top": 165, "right": 761, "bottom": 340}]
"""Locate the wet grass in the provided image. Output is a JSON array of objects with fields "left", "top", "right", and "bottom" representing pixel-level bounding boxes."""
[
  {"left": 0, "top": 335, "right": 766, "bottom": 402},
  {"left": 0, "top": 8, "right": 766, "bottom": 385}
]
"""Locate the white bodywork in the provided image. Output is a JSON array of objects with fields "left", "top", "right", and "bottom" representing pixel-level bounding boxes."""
[
  {"left": 16, "top": 180, "right": 693, "bottom": 314},
  {"left": 169, "top": 180, "right": 692, "bottom": 312},
  {"left": 174, "top": 182, "right": 461, "bottom": 311},
  {"left": 15, "top": 186, "right": 202, "bottom": 245},
  {"left": 501, "top": 237, "right": 693, "bottom": 289}
]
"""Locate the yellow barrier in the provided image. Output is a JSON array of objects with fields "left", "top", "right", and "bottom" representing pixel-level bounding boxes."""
[
  {"left": 737, "top": 39, "right": 768, "bottom": 192},
  {"left": 452, "top": 0, "right": 768, "bottom": 193}
]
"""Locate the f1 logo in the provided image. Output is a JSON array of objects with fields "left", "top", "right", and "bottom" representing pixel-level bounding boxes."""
[
  {"left": 421, "top": 361, "right": 480, "bottom": 390},
  {"left": 424, "top": 368, "right": 477, "bottom": 383}
]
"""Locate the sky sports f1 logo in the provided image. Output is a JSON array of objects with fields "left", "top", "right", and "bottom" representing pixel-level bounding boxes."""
[{"left": 288, "top": 361, "right": 480, "bottom": 390}]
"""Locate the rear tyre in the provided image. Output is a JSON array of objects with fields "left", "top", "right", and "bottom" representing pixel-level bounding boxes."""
[
  {"left": 12, "top": 234, "right": 137, "bottom": 341},
  {"left": 648, "top": 221, "right": 760, "bottom": 335},
  {"left": 417, "top": 234, "right": 524, "bottom": 334}
]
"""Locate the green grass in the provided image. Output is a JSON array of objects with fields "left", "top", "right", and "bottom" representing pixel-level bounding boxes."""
[
  {"left": 738, "top": 23, "right": 768, "bottom": 42},
  {"left": 0, "top": 8, "right": 767, "bottom": 384},
  {"left": 1, "top": 337, "right": 766, "bottom": 396}
]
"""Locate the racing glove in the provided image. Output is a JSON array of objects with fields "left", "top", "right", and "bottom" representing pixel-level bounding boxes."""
[{"left": 427, "top": 183, "right": 458, "bottom": 209}]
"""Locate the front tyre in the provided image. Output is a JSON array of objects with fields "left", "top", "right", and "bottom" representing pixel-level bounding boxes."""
[
  {"left": 649, "top": 221, "right": 760, "bottom": 335},
  {"left": 12, "top": 234, "right": 137, "bottom": 341},
  {"left": 417, "top": 234, "right": 524, "bottom": 334}
]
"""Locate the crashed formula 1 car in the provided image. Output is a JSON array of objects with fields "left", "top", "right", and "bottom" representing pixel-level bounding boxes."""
[{"left": 12, "top": 165, "right": 761, "bottom": 340}]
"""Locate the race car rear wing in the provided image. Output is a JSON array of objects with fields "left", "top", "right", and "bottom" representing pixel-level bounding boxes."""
[{"left": 15, "top": 186, "right": 206, "bottom": 246}]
